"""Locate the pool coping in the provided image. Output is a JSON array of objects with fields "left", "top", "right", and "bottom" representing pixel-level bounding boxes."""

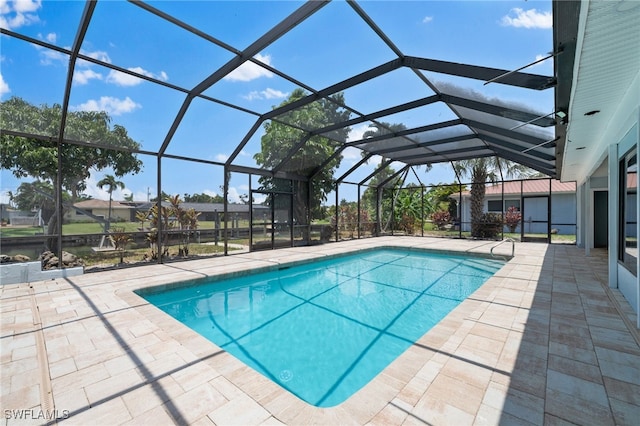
[
  {"left": 132, "top": 244, "right": 507, "bottom": 409},
  {"left": 112, "top": 238, "right": 521, "bottom": 423},
  {"left": 133, "top": 244, "right": 508, "bottom": 296}
]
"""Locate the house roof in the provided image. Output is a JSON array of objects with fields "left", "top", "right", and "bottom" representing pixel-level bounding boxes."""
[
  {"left": 134, "top": 202, "right": 264, "bottom": 213},
  {"left": 555, "top": 1, "right": 640, "bottom": 183},
  {"left": 458, "top": 179, "right": 577, "bottom": 198},
  {"left": 74, "top": 200, "right": 133, "bottom": 209}
]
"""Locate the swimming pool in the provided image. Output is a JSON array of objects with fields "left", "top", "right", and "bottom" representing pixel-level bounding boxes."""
[{"left": 139, "top": 248, "right": 504, "bottom": 407}]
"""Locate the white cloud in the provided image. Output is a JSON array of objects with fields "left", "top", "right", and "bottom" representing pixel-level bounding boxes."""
[
  {"left": 106, "top": 70, "right": 142, "bottom": 87},
  {"left": 347, "top": 123, "right": 376, "bottom": 142},
  {"left": 13, "top": 0, "right": 41, "bottom": 13},
  {"left": 73, "top": 68, "right": 103, "bottom": 85},
  {"left": 72, "top": 96, "right": 141, "bottom": 116},
  {"left": 214, "top": 153, "right": 228, "bottom": 162},
  {"left": 38, "top": 31, "right": 56, "bottom": 43},
  {"left": 251, "top": 191, "right": 266, "bottom": 204},
  {"left": 530, "top": 53, "right": 552, "bottom": 68},
  {"left": 0, "top": 189, "right": 11, "bottom": 205},
  {"left": 203, "top": 189, "right": 219, "bottom": 198},
  {"left": 83, "top": 49, "right": 111, "bottom": 63},
  {"left": 106, "top": 66, "right": 169, "bottom": 86},
  {"left": 422, "top": 16, "right": 433, "bottom": 24},
  {"left": 243, "top": 91, "right": 261, "bottom": 101},
  {"left": 0, "top": 0, "right": 40, "bottom": 29},
  {"left": 501, "top": 8, "right": 552, "bottom": 29},
  {"left": 224, "top": 53, "right": 274, "bottom": 82},
  {"left": 342, "top": 147, "right": 362, "bottom": 163},
  {"left": 38, "top": 48, "right": 66, "bottom": 65},
  {"left": 0, "top": 1, "right": 10, "bottom": 14},
  {"left": 226, "top": 187, "right": 242, "bottom": 203},
  {"left": 242, "top": 87, "right": 288, "bottom": 101},
  {"left": 0, "top": 73, "right": 10, "bottom": 97}
]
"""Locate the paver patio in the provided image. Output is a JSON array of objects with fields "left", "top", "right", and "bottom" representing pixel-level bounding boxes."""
[{"left": 1, "top": 237, "right": 639, "bottom": 425}]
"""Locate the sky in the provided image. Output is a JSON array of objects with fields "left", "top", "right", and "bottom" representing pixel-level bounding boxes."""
[{"left": 0, "top": 0, "right": 555, "bottom": 207}]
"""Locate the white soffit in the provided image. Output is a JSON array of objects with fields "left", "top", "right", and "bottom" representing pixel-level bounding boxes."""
[{"left": 562, "top": 0, "right": 640, "bottom": 183}]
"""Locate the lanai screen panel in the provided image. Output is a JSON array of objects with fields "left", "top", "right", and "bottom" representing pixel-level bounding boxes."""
[
  {"left": 338, "top": 68, "right": 437, "bottom": 116},
  {"left": 0, "top": 36, "right": 68, "bottom": 139},
  {"left": 83, "top": 1, "right": 239, "bottom": 89},
  {"left": 1, "top": 0, "right": 560, "bottom": 207},
  {"left": 255, "top": 0, "right": 398, "bottom": 91}
]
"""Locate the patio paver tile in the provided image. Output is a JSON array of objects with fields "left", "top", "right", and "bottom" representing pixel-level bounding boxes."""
[
  {"left": 609, "top": 397, "right": 640, "bottom": 426},
  {"left": 163, "top": 382, "right": 227, "bottom": 425},
  {"left": 207, "top": 394, "right": 271, "bottom": 426},
  {"left": 545, "top": 388, "right": 613, "bottom": 425},
  {"left": 1, "top": 238, "right": 639, "bottom": 425},
  {"left": 122, "top": 404, "right": 177, "bottom": 426}
]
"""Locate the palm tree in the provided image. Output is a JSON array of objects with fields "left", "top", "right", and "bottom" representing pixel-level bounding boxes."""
[
  {"left": 97, "top": 174, "right": 125, "bottom": 231},
  {"left": 453, "top": 157, "right": 535, "bottom": 238}
]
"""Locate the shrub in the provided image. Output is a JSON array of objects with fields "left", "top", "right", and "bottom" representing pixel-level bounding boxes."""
[
  {"left": 504, "top": 206, "right": 521, "bottom": 233},
  {"left": 431, "top": 210, "right": 452, "bottom": 230},
  {"left": 475, "top": 213, "right": 503, "bottom": 239}
]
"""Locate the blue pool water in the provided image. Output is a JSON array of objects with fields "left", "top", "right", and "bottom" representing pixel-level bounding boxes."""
[{"left": 139, "top": 248, "right": 503, "bottom": 407}]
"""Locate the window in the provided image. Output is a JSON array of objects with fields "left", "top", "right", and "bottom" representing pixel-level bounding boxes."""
[
  {"left": 487, "top": 199, "right": 520, "bottom": 212},
  {"left": 619, "top": 147, "right": 637, "bottom": 276},
  {"left": 487, "top": 200, "right": 502, "bottom": 212},
  {"left": 505, "top": 199, "right": 521, "bottom": 211}
]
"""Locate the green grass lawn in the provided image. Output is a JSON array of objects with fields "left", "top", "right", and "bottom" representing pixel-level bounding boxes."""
[
  {"left": 0, "top": 221, "right": 234, "bottom": 237},
  {"left": 0, "top": 226, "right": 46, "bottom": 237},
  {"left": 2, "top": 219, "right": 577, "bottom": 268},
  {"left": 64, "top": 241, "right": 234, "bottom": 267}
]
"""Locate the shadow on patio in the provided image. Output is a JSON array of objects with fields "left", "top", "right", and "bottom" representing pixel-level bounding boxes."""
[{"left": 498, "top": 245, "right": 640, "bottom": 424}]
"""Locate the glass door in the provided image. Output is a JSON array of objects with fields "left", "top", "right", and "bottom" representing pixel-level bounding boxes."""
[{"left": 521, "top": 196, "right": 550, "bottom": 242}]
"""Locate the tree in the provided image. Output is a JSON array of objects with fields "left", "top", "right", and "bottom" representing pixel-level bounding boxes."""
[
  {"left": 393, "top": 184, "right": 425, "bottom": 234},
  {"left": 333, "top": 199, "right": 358, "bottom": 238},
  {"left": 108, "top": 227, "right": 132, "bottom": 264},
  {"left": 359, "top": 122, "right": 429, "bottom": 230},
  {"left": 426, "top": 182, "right": 466, "bottom": 220},
  {"left": 97, "top": 174, "right": 125, "bottom": 230},
  {"left": 11, "top": 181, "right": 57, "bottom": 222},
  {"left": 453, "top": 157, "right": 534, "bottom": 238},
  {"left": 150, "top": 191, "right": 171, "bottom": 203},
  {"left": 254, "top": 88, "right": 351, "bottom": 232},
  {"left": 0, "top": 97, "right": 143, "bottom": 248},
  {"left": 183, "top": 192, "right": 223, "bottom": 203},
  {"left": 361, "top": 161, "right": 398, "bottom": 222}
]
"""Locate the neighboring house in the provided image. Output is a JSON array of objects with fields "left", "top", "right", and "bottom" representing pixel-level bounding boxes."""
[
  {"left": 455, "top": 179, "right": 577, "bottom": 235},
  {"left": 134, "top": 202, "right": 270, "bottom": 223},
  {"left": 67, "top": 199, "right": 134, "bottom": 223},
  {"left": 1, "top": 205, "right": 45, "bottom": 226}
]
